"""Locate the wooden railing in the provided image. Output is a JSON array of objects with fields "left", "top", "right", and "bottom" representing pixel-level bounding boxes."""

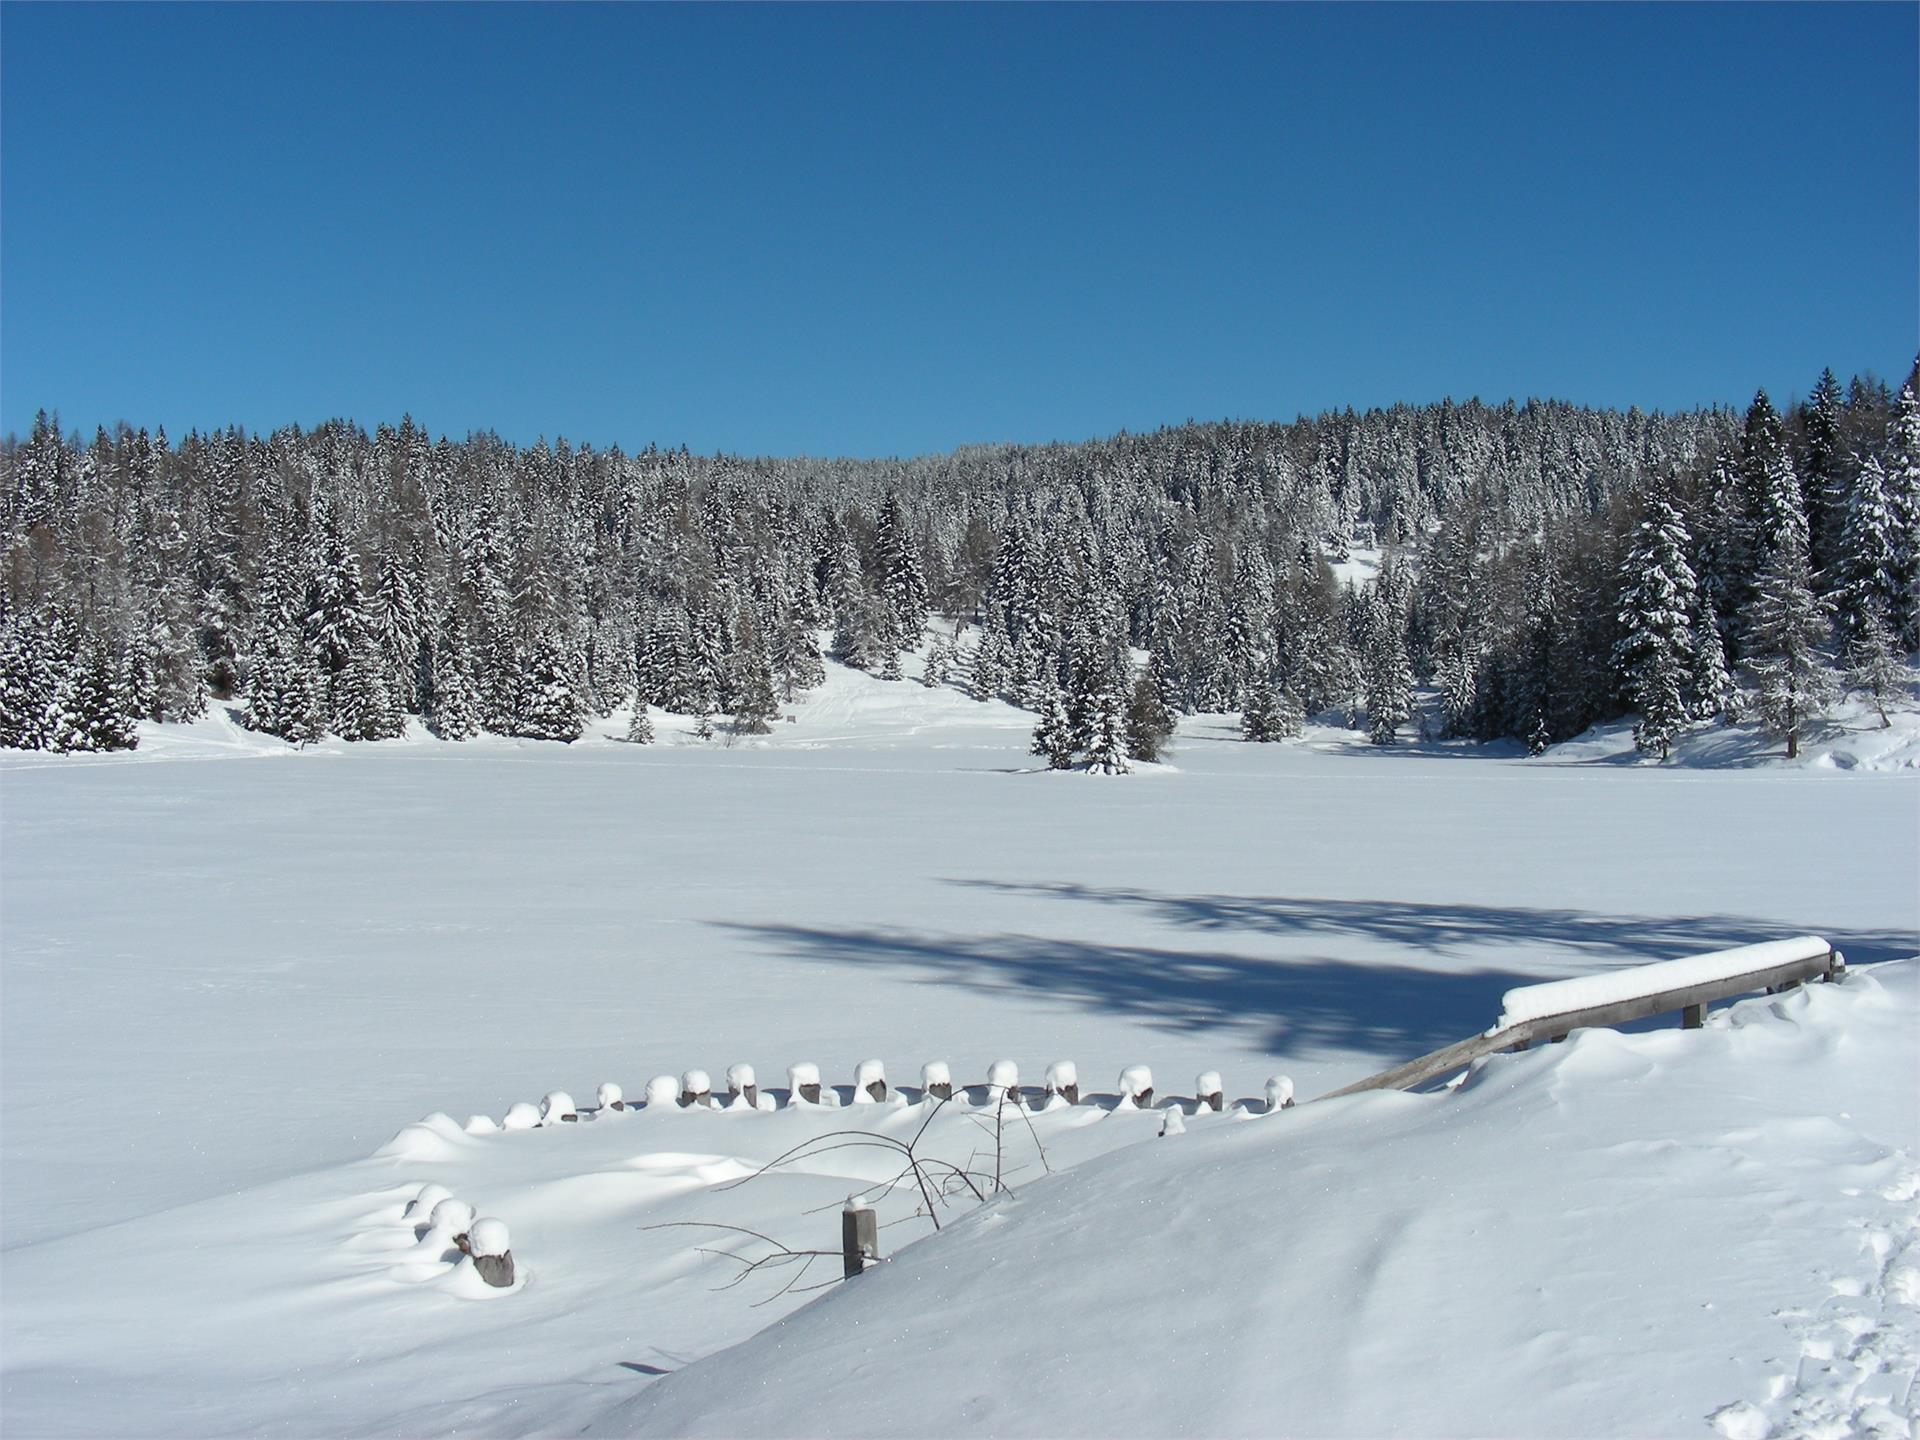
[{"left": 1317, "top": 937, "right": 1846, "bottom": 1101}]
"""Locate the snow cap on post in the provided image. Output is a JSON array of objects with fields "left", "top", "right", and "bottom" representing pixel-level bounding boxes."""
[
  {"left": 596, "top": 1081, "right": 624, "bottom": 1112},
  {"left": 1265, "top": 1076, "right": 1295, "bottom": 1112},
  {"left": 468, "top": 1217, "right": 515, "bottom": 1288},
  {"left": 404, "top": 1183, "right": 452, "bottom": 1221},
  {"left": 645, "top": 1075, "right": 679, "bottom": 1109},
  {"left": 1196, "top": 1071, "right": 1224, "bottom": 1112},
  {"left": 987, "top": 1059, "right": 1020, "bottom": 1104},
  {"left": 502, "top": 1101, "right": 541, "bottom": 1131},
  {"left": 726, "top": 1063, "right": 758, "bottom": 1109},
  {"left": 1159, "top": 1107, "right": 1186, "bottom": 1137},
  {"left": 540, "top": 1090, "right": 578, "bottom": 1124},
  {"left": 679, "top": 1069, "right": 712, "bottom": 1107},
  {"left": 854, "top": 1058, "right": 887, "bottom": 1103},
  {"left": 469, "top": 1217, "right": 510, "bottom": 1257},
  {"left": 1043, "top": 1060, "right": 1079, "bottom": 1106},
  {"left": 920, "top": 1060, "right": 953, "bottom": 1101},
  {"left": 1118, "top": 1065, "right": 1154, "bottom": 1108},
  {"left": 464, "top": 1114, "right": 499, "bottom": 1134},
  {"left": 787, "top": 1062, "right": 822, "bottom": 1106},
  {"left": 428, "top": 1197, "right": 475, "bottom": 1236}
]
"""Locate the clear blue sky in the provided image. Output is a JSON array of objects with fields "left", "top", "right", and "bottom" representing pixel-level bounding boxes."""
[{"left": 2, "top": 3, "right": 1914, "bottom": 458}]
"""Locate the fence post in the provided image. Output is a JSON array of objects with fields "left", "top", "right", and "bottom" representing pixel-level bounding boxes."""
[
  {"left": 1681, "top": 1003, "right": 1705, "bottom": 1029},
  {"left": 842, "top": 1206, "right": 878, "bottom": 1279}
]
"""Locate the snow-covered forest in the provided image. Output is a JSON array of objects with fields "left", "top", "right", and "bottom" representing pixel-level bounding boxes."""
[{"left": 5, "top": 365, "right": 1916, "bottom": 763}]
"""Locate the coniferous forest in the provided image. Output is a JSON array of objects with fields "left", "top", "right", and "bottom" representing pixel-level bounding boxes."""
[{"left": 3, "top": 364, "right": 1916, "bottom": 761}]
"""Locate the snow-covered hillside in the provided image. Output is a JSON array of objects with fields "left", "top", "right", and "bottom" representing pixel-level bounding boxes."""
[{"left": 2, "top": 656, "right": 1915, "bottom": 1436}]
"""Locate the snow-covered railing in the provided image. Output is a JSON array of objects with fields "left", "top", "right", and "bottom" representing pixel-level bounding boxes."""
[
  {"left": 399, "top": 1061, "right": 1302, "bottom": 1142},
  {"left": 1319, "top": 936, "right": 1845, "bottom": 1100}
]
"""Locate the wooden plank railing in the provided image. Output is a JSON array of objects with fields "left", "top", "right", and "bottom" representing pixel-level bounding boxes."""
[{"left": 1316, "top": 939, "right": 1846, "bottom": 1102}]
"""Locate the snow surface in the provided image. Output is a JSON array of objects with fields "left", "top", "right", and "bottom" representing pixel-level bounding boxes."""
[
  {"left": 3, "top": 653, "right": 1917, "bottom": 1435},
  {"left": 1495, "top": 936, "right": 1835, "bottom": 1030},
  {"left": 595, "top": 964, "right": 1920, "bottom": 1440}
]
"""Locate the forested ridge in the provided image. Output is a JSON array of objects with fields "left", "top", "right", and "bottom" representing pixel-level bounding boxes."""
[{"left": 3, "top": 364, "right": 1916, "bottom": 761}]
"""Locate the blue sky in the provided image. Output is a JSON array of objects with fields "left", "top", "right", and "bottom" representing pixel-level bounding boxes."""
[{"left": 2, "top": 3, "right": 1914, "bottom": 458}]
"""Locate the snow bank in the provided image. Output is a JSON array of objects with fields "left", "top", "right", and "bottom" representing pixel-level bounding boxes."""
[
  {"left": 591, "top": 962, "right": 1920, "bottom": 1440},
  {"left": 1495, "top": 936, "right": 1833, "bottom": 1031}
]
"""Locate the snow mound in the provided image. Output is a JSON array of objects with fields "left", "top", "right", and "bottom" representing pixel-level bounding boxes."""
[
  {"left": 374, "top": 1113, "right": 468, "bottom": 1161},
  {"left": 589, "top": 962, "right": 1920, "bottom": 1440}
]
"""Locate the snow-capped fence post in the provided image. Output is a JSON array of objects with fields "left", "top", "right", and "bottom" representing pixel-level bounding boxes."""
[
  {"left": 788, "top": 1063, "right": 823, "bottom": 1106},
  {"left": 1681, "top": 1002, "right": 1705, "bottom": 1029},
  {"left": 841, "top": 1205, "right": 878, "bottom": 1279},
  {"left": 679, "top": 1069, "right": 712, "bottom": 1108},
  {"left": 1044, "top": 1061, "right": 1079, "bottom": 1106},
  {"left": 1196, "top": 1071, "right": 1224, "bottom": 1112},
  {"left": 465, "top": 1218, "right": 515, "bottom": 1288},
  {"left": 986, "top": 1059, "right": 1020, "bottom": 1106},
  {"left": 921, "top": 1061, "right": 953, "bottom": 1101},
  {"left": 1118, "top": 1065, "right": 1154, "bottom": 1108},
  {"left": 854, "top": 1059, "right": 888, "bottom": 1103},
  {"left": 726, "top": 1063, "right": 757, "bottom": 1109}
]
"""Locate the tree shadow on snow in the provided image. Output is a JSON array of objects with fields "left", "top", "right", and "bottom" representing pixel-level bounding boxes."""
[
  {"left": 715, "top": 891, "right": 1912, "bottom": 1059},
  {"left": 715, "top": 920, "right": 1536, "bottom": 1057},
  {"left": 942, "top": 881, "right": 1917, "bottom": 970}
]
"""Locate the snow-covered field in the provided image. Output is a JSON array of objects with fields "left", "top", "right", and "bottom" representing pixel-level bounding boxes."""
[{"left": 3, "top": 659, "right": 1916, "bottom": 1436}]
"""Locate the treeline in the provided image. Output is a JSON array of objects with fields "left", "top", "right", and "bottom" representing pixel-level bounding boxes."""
[{"left": 1, "top": 366, "right": 1915, "bottom": 759}]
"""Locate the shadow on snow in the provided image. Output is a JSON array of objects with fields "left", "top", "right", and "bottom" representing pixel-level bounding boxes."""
[{"left": 715, "top": 886, "right": 1913, "bottom": 1059}]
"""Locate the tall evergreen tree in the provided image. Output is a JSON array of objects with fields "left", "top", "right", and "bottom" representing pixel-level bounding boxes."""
[
  {"left": 1125, "top": 667, "right": 1177, "bottom": 762},
  {"left": 1080, "top": 676, "right": 1132, "bottom": 775},
  {"left": 1030, "top": 680, "right": 1075, "bottom": 770},
  {"left": 513, "top": 630, "right": 584, "bottom": 742},
  {"left": 1613, "top": 493, "right": 1699, "bottom": 760},
  {"left": 428, "top": 612, "right": 483, "bottom": 741},
  {"left": 1844, "top": 602, "right": 1909, "bottom": 729},
  {"left": 1744, "top": 521, "right": 1833, "bottom": 760}
]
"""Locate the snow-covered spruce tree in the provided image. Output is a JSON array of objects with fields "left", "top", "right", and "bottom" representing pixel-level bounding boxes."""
[
  {"left": 369, "top": 547, "right": 424, "bottom": 713},
  {"left": 245, "top": 620, "right": 328, "bottom": 745},
  {"left": 1241, "top": 677, "right": 1301, "bottom": 743},
  {"left": 830, "top": 591, "right": 890, "bottom": 674},
  {"left": 512, "top": 630, "right": 584, "bottom": 742},
  {"left": 1030, "top": 680, "right": 1075, "bottom": 770},
  {"left": 729, "top": 639, "right": 780, "bottom": 735},
  {"left": 333, "top": 643, "right": 405, "bottom": 742},
  {"left": 624, "top": 699, "right": 655, "bottom": 744},
  {"left": 1690, "top": 601, "right": 1737, "bottom": 724},
  {"left": 1845, "top": 602, "right": 1909, "bottom": 729},
  {"left": 876, "top": 492, "right": 929, "bottom": 649},
  {"left": 1080, "top": 677, "right": 1132, "bottom": 775},
  {"left": 1743, "top": 519, "right": 1833, "bottom": 761},
  {"left": 1835, "top": 455, "right": 1902, "bottom": 645},
  {"left": 772, "top": 614, "right": 825, "bottom": 700},
  {"left": 1800, "top": 367, "right": 1849, "bottom": 581},
  {"left": 427, "top": 612, "right": 483, "bottom": 740},
  {"left": 0, "top": 607, "right": 58, "bottom": 750},
  {"left": 54, "top": 634, "right": 139, "bottom": 752},
  {"left": 1125, "top": 667, "right": 1176, "bottom": 762},
  {"left": 921, "top": 634, "right": 954, "bottom": 688},
  {"left": 1881, "top": 380, "right": 1920, "bottom": 648},
  {"left": 1362, "top": 581, "right": 1413, "bottom": 747},
  {"left": 967, "top": 624, "right": 1009, "bottom": 701},
  {"left": 1612, "top": 492, "right": 1699, "bottom": 760}
]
